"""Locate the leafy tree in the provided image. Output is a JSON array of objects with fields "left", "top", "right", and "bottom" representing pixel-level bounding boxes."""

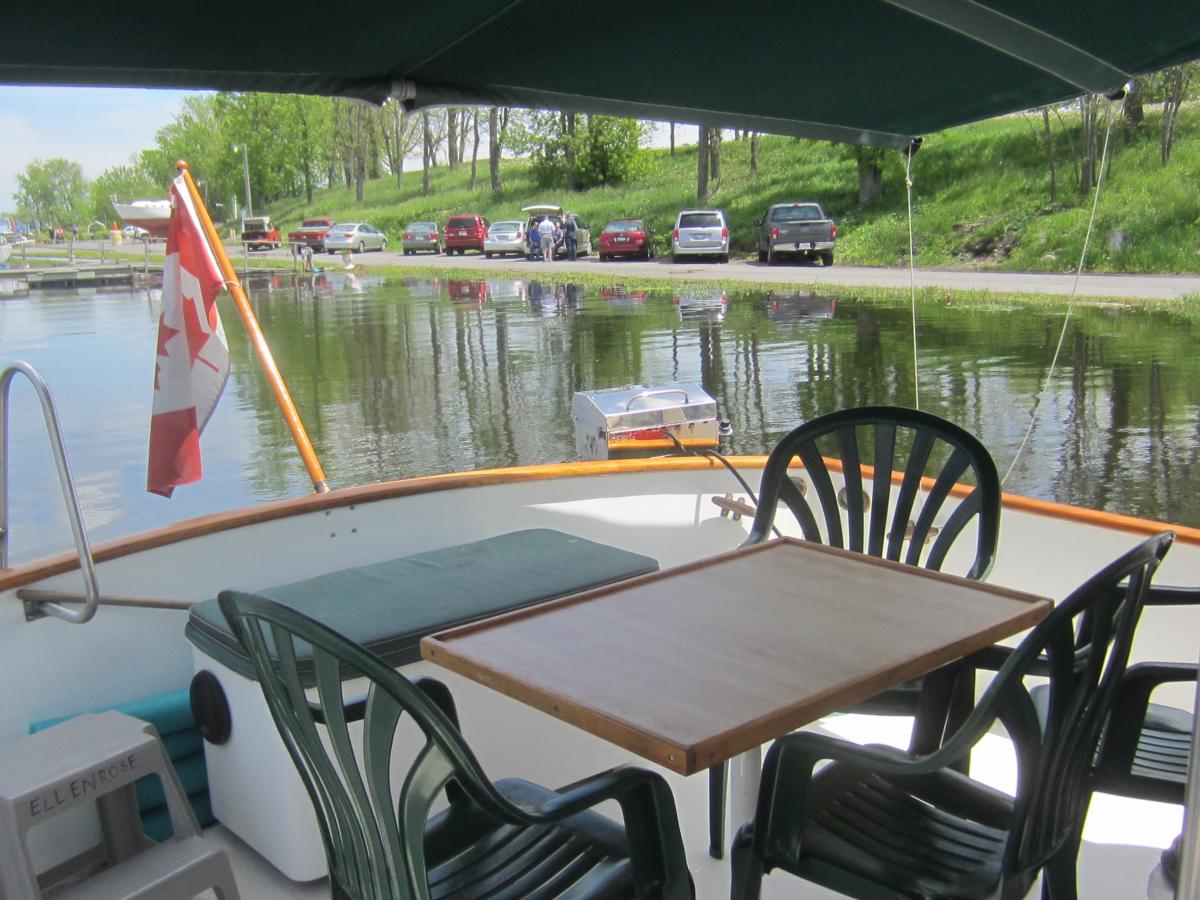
[
  {"left": 90, "top": 163, "right": 161, "bottom": 226},
  {"left": 516, "top": 112, "right": 646, "bottom": 189},
  {"left": 286, "top": 95, "right": 334, "bottom": 204},
  {"left": 141, "top": 95, "right": 225, "bottom": 200},
  {"left": 212, "top": 93, "right": 306, "bottom": 210},
  {"left": 14, "top": 158, "right": 89, "bottom": 230}
]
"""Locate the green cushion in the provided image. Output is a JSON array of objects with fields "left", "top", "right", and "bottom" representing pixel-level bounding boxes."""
[{"left": 187, "top": 529, "right": 658, "bottom": 685}]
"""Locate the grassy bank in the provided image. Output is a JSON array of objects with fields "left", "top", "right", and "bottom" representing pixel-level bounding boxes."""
[{"left": 265, "top": 104, "right": 1200, "bottom": 275}]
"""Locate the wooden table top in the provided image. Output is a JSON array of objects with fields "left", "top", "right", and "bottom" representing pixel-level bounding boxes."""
[{"left": 421, "top": 538, "right": 1050, "bottom": 775}]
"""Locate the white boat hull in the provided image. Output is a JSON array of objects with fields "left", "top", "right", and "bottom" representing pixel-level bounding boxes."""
[
  {"left": 1, "top": 458, "right": 1197, "bottom": 897},
  {"left": 111, "top": 199, "right": 171, "bottom": 238}
]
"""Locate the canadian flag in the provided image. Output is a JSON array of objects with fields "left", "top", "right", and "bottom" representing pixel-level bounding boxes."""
[{"left": 147, "top": 175, "right": 229, "bottom": 497}]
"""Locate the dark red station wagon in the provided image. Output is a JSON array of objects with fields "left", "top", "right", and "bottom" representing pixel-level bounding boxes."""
[{"left": 444, "top": 215, "right": 488, "bottom": 254}]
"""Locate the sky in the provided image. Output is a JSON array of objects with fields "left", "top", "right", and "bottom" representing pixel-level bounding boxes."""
[
  {"left": 0, "top": 86, "right": 205, "bottom": 213},
  {"left": 0, "top": 85, "right": 697, "bottom": 214}
]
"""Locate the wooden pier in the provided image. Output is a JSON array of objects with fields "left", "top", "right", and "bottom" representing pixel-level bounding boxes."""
[{"left": 0, "top": 264, "right": 149, "bottom": 291}]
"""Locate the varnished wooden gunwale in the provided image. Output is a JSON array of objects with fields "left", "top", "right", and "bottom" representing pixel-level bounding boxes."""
[{"left": 2, "top": 456, "right": 1196, "bottom": 594}]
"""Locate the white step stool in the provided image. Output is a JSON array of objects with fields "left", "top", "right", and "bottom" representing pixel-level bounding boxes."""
[{"left": 0, "top": 711, "right": 239, "bottom": 899}]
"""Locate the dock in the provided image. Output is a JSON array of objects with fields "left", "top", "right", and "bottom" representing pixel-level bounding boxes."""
[{"left": 0, "top": 264, "right": 150, "bottom": 292}]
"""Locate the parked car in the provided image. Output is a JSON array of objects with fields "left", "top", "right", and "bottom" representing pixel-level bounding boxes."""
[
  {"left": 122, "top": 225, "right": 150, "bottom": 241},
  {"left": 401, "top": 222, "right": 441, "bottom": 255},
  {"left": 755, "top": 202, "right": 836, "bottom": 266},
  {"left": 483, "top": 221, "right": 527, "bottom": 257},
  {"left": 324, "top": 222, "right": 387, "bottom": 253},
  {"left": 521, "top": 204, "right": 592, "bottom": 258},
  {"left": 671, "top": 209, "right": 729, "bottom": 263},
  {"left": 444, "top": 214, "right": 488, "bottom": 254},
  {"left": 598, "top": 219, "right": 654, "bottom": 260},
  {"left": 287, "top": 217, "right": 335, "bottom": 252},
  {"left": 240, "top": 216, "right": 281, "bottom": 251}
]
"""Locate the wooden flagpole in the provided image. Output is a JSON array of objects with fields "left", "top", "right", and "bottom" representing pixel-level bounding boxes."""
[{"left": 176, "top": 161, "right": 330, "bottom": 493}]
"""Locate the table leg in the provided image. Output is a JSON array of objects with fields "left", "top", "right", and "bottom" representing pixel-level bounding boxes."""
[{"left": 728, "top": 745, "right": 762, "bottom": 838}]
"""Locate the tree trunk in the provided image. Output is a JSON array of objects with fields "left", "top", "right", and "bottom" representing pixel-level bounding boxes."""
[
  {"left": 1040, "top": 106, "right": 1057, "bottom": 204},
  {"left": 367, "top": 110, "right": 380, "bottom": 181},
  {"left": 1122, "top": 76, "right": 1145, "bottom": 137},
  {"left": 489, "top": 107, "right": 504, "bottom": 197},
  {"left": 709, "top": 129, "right": 721, "bottom": 182},
  {"left": 299, "top": 108, "right": 314, "bottom": 204},
  {"left": 1080, "top": 94, "right": 1099, "bottom": 195},
  {"left": 564, "top": 112, "right": 577, "bottom": 191},
  {"left": 750, "top": 131, "right": 759, "bottom": 173},
  {"left": 470, "top": 109, "right": 480, "bottom": 190},
  {"left": 696, "top": 125, "right": 710, "bottom": 205},
  {"left": 398, "top": 102, "right": 412, "bottom": 187},
  {"left": 350, "top": 103, "right": 364, "bottom": 202},
  {"left": 854, "top": 146, "right": 883, "bottom": 205},
  {"left": 669, "top": 122, "right": 675, "bottom": 156},
  {"left": 422, "top": 111, "right": 433, "bottom": 195},
  {"left": 447, "top": 109, "right": 459, "bottom": 169},
  {"left": 459, "top": 115, "right": 469, "bottom": 167},
  {"left": 1161, "top": 65, "right": 1189, "bottom": 165}
]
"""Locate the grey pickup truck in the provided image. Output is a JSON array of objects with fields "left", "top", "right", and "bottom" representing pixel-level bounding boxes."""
[{"left": 755, "top": 202, "right": 836, "bottom": 266}]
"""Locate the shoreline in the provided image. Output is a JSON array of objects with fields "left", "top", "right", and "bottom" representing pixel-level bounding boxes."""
[{"left": 12, "top": 240, "right": 1200, "bottom": 302}]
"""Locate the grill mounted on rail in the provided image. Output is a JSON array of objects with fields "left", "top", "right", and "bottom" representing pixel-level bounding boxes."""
[{"left": 572, "top": 383, "right": 721, "bottom": 461}]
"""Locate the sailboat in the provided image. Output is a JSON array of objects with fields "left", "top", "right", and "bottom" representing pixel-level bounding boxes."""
[
  {"left": 2, "top": 3, "right": 1200, "bottom": 897},
  {"left": 111, "top": 198, "right": 172, "bottom": 238}
]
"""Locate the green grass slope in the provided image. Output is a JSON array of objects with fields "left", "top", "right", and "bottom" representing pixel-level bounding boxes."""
[{"left": 266, "top": 106, "right": 1200, "bottom": 274}]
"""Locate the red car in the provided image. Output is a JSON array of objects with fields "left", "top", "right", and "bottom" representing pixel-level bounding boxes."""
[
  {"left": 598, "top": 219, "right": 654, "bottom": 260},
  {"left": 443, "top": 214, "right": 488, "bottom": 255}
]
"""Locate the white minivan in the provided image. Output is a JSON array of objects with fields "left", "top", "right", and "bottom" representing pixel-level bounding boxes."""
[{"left": 671, "top": 209, "right": 729, "bottom": 263}]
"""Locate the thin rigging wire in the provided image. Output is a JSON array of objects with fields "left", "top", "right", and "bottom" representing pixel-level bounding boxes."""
[
  {"left": 904, "top": 143, "right": 920, "bottom": 410},
  {"left": 1001, "top": 91, "right": 1125, "bottom": 486}
]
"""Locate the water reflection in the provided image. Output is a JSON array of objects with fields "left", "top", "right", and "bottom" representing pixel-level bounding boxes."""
[
  {"left": 766, "top": 291, "right": 836, "bottom": 323},
  {"left": 3, "top": 273, "right": 1199, "bottom": 559},
  {"left": 675, "top": 288, "right": 729, "bottom": 323}
]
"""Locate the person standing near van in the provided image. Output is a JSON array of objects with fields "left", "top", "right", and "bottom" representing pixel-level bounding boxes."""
[
  {"left": 564, "top": 213, "right": 578, "bottom": 261},
  {"left": 537, "top": 216, "right": 555, "bottom": 262}
]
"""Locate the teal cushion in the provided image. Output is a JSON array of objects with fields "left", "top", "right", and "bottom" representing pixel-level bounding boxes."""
[{"left": 187, "top": 529, "right": 658, "bottom": 685}]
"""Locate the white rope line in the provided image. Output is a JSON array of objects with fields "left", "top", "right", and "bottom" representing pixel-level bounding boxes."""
[
  {"left": 905, "top": 144, "right": 920, "bottom": 410},
  {"left": 1001, "top": 91, "right": 1125, "bottom": 485}
]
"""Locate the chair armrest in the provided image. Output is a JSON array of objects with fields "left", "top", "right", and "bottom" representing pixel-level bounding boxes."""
[
  {"left": 1099, "top": 661, "right": 1198, "bottom": 773},
  {"left": 1111, "top": 662, "right": 1198, "bottom": 722},
  {"left": 964, "top": 644, "right": 1051, "bottom": 678},
  {"left": 1145, "top": 585, "right": 1200, "bottom": 607},
  {"left": 518, "top": 765, "right": 692, "bottom": 900}
]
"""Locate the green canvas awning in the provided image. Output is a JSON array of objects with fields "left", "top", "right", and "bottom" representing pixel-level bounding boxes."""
[{"left": 4, "top": 1, "right": 1198, "bottom": 148}]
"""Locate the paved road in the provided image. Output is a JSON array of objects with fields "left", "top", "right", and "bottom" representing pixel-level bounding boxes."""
[
  {"left": 260, "top": 245, "right": 1200, "bottom": 300},
  {"left": 31, "top": 240, "right": 1200, "bottom": 300}
]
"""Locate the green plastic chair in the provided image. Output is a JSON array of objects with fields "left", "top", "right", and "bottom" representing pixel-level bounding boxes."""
[
  {"left": 709, "top": 405, "right": 1002, "bottom": 857},
  {"left": 218, "top": 590, "right": 694, "bottom": 900},
  {"left": 1088, "top": 584, "right": 1200, "bottom": 805},
  {"left": 729, "top": 531, "right": 1173, "bottom": 900}
]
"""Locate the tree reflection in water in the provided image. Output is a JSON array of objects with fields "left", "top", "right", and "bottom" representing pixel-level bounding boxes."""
[{"left": 3, "top": 276, "right": 1197, "bottom": 559}]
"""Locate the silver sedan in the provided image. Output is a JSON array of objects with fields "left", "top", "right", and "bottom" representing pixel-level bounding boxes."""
[
  {"left": 324, "top": 222, "right": 388, "bottom": 253},
  {"left": 483, "top": 221, "right": 528, "bottom": 257},
  {"left": 402, "top": 221, "right": 441, "bottom": 254}
]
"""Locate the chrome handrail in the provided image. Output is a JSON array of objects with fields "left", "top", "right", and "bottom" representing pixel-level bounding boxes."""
[{"left": 0, "top": 361, "right": 100, "bottom": 623}]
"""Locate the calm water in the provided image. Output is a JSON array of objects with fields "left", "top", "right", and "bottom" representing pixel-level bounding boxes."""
[{"left": 2, "top": 271, "right": 1198, "bottom": 561}]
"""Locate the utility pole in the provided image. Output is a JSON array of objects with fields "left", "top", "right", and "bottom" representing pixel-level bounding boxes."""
[{"left": 233, "top": 144, "right": 253, "bottom": 218}]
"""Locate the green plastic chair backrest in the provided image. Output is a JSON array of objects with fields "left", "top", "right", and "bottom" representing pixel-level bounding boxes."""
[
  {"left": 218, "top": 590, "right": 516, "bottom": 900},
  {"left": 745, "top": 406, "right": 1001, "bottom": 580},
  {"left": 946, "top": 531, "right": 1172, "bottom": 888}
]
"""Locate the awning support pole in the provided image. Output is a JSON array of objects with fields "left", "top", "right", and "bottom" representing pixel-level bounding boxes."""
[{"left": 176, "top": 161, "right": 330, "bottom": 493}]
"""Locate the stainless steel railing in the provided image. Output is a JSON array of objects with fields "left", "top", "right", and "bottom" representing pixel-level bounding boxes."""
[{"left": 0, "top": 361, "right": 100, "bottom": 623}]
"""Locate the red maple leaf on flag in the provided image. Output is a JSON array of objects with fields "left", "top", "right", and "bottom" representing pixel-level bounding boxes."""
[{"left": 147, "top": 175, "right": 229, "bottom": 497}]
